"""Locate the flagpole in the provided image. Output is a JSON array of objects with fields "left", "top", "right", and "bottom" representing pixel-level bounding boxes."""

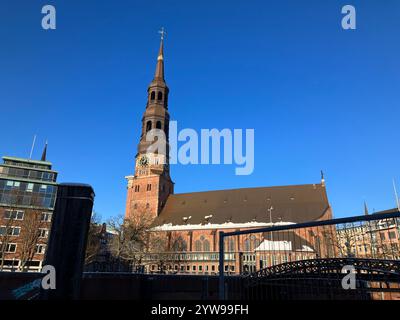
[
  {"left": 29, "top": 135, "right": 37, "bottom": 159},
  {"left": 393, "top": 179, "right": 400, "bottom": 211}
]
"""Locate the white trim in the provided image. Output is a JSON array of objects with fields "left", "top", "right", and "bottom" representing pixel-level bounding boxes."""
[{"left": 152, "top": 221, "right": 295, "bottom": 232}]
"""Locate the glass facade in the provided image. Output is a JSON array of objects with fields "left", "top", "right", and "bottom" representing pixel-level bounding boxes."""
[
  {"left": 0, "top": 166, "right": 56, "bottom": 182},
  {"left": 0, "top": 157, "right": 58, "bottom": 210}
]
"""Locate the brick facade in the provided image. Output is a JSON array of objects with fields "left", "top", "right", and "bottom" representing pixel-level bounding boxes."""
[{"left": 125, "top": 37, "right": 334, "bottom": 275}]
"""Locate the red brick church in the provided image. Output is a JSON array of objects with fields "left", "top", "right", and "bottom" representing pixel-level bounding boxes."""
[{"left": 125, "top": 34, "right": 333, "bottom": 274}]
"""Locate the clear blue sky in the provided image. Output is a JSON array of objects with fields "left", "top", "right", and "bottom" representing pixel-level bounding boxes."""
[{"left": 0, "top": 0, "right": 399, "bottom": 220}]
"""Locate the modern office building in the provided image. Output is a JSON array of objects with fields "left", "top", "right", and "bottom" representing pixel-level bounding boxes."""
[{"left": 0, "top": 145, "right": 58, "bottom": 271}]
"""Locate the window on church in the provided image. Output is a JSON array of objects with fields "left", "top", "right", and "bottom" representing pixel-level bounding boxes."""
[
  {"left": 244, "top": 239, "right": 250, "bottom": 252},
  {"left": 156, "top": 121, "right": 162, "bottom": 129},
  {"left": 146, "top": 203, "right": 150, "bottom": 209},
  {"left": 147, "top": 184, "right": 151, "bottom": 191},
  {"left": 225, "top": 238, "right": 235, "bottom": 252},
  {"left": 146, "top": 121, "right": 152, "bottom": 132},
  {"left": 195, "top": 240, "right": 202, "bottom": 252},
  {"left": 172, "top": 236, "right": 187, "bottom": 251},
  {"left": 157, "top": 92, "right": 163, "bottom": 101},
  {"left": 203, "top": 240, "right": 210, "bottom": 252},
  {"left": 150, "top": 91, "right": 155, "bottom": 100}
]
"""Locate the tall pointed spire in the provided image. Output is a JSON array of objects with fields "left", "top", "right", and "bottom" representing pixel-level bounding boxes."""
[
  {"left": 364, "top": 201, "right": 369, "bottom": 216},
  {"left": 154, "top": 27, "right": 166, "bottom": 81},
  {"left": 41, "top": 141, "right": 48, "bottom": 161}
]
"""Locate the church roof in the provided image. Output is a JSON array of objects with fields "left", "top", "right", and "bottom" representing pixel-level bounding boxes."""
[
  {"left": 152, "top": 183, "right": 330, "bottom": 231},
  {"left": 256, "top": 231, "right": 315, "bottom": 252}
]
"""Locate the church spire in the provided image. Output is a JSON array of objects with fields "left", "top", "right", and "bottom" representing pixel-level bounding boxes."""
[
  {"left": 154, "top": 27, "right": 166, "bottom": 81},
  {"left": 41, "top": 141, "right": 48, "bottom": 162},
  {"left": 364, "top": 201, "right": 369, "bottom": 216}
]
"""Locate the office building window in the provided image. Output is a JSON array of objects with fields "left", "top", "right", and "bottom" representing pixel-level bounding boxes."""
[
  {"left": 4, "top": 210, "right": 24, "bottom": 220},
  {"left": 35, "top": 244, "right": 46, "bottom": 254},
  {"left": 0, "top": 226, "right": 20, "bottom": 236},
  {"left": 41, "top": 212, "right": 52, "bottom": 222},
  {"left": 38, "top": 229, "right": 49, "bottom": 238}
]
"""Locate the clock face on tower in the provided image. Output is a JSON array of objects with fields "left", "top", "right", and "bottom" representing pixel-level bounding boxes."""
[{"left": 138, "top": 155, "right": 149, "bottom": 167}]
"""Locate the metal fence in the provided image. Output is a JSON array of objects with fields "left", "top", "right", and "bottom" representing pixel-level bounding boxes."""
[{"left": 219, "top": 211, "right": 400, "bottom": 300}]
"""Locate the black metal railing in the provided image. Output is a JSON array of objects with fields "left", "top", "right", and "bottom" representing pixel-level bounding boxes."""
[{"left": 219, "top": 210, "right": 400, "bottom": 300}]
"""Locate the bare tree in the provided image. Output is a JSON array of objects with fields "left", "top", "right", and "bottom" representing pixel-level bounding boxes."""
[
  {"left": 84, "top": 211, "right": 103, "bottom": 266},
  {"left": 0, "top": 212, "right": 16, "bottom": 271},
  {"left": 16, "top": 192, "right": 53, "bottom": 272},
  {"left": 0, "top": 189, "right": 23, "bottom": 271},
  {"left": 148, "top": 231, "right": 188, "bottom": 274},
  {"left": 322, "top": 221, "right": 399, "bottom": 260},
  {"left": 17, "top": 208, "right": 47, "bottom": 271},
  {"left": 107, "top": 212, "right": 153, "bottom": 270}
]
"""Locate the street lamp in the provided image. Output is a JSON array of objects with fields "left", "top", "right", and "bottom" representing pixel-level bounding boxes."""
[{"left": 267, "top": 205, "right": 274, "bottom": 241}]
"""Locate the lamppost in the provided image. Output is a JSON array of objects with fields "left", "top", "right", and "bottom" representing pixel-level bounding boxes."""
[
  {"left": 267, "top": 205, "right": 274, "bottom": 241},
  {"left": 268, "top": 205, "right": 274, "bottom": 235}
]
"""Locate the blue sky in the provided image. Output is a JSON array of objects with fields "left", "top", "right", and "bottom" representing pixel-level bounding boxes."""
[{"left": 0, "top": 0, "right": 399, "bottom": 220}]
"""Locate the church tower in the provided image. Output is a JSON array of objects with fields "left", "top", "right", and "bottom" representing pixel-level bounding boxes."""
[{"left": 125, "top": 29, "right": 174, "bottom": 221}]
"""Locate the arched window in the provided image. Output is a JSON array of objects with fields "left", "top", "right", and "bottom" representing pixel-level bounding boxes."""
[
  {"left": 244, "top": 239, "right": 250, "bottom": 252},
  {"left": 195, "top": 240, "right": 202, "bottom": 252},
  {"left": 146, "top": 121, "right": 152, "bottom": 132},
  {"left": 156, "top": 121, "right": 162, "bottom": 129},
  {"left": 249, "top": 235, "right": 257, "bottom": 251},
  {"left": 150, "top": 91, "right": 155, "bottom": 100},
  {"left": 203, "top": 240, "right": 210, "bottom": 252},
  {"left": 157, "top": 92, "right": 163, "bottom": 101},
  {"left": 173, "top": 236, "right": 187, "bottom": 252},
  {"left": 146, "top": 203, "right": 150, "bottom": 209},
  {"left": 225, "top": 238, "right": 235, "bottom": 252}
]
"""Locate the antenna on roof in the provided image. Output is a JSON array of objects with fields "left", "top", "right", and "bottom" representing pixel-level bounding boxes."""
[
  {"left": 393, "top": 178, "right": 400, "bottom": 211},
  {"left": 29, "top": 135, "right": 37, "bottom": 159}
]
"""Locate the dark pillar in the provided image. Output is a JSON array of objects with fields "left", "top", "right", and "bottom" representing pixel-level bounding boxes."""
[
  {"left": 218, "top": 231, "right": 225, "bottom": 300},
  {"left": 41, "top": 183, "right": 95, "bottom": 300}
]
